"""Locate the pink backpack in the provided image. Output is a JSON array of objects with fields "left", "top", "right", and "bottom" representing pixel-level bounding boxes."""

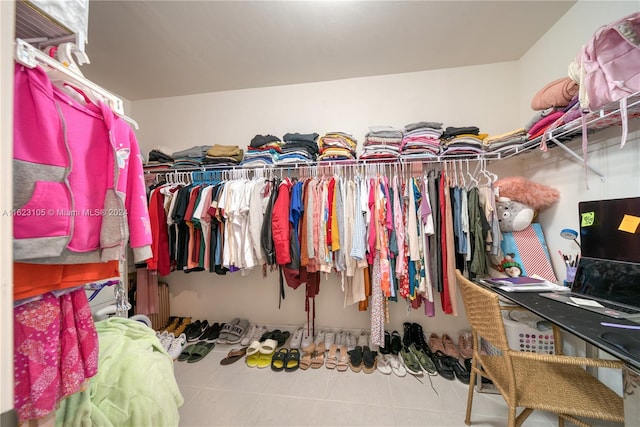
[{"left": 575, "top": 12, "right": 640, "bottom": 112}]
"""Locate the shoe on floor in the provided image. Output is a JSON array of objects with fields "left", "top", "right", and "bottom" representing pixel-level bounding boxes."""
[
  {"left": 388, "top": 354, "right": 407, "bottom": 377},
  {"left": 167, "top": 333, "right": 187, "bottom": 360},
  {"left": 390, "top": 331, "right": 402, "bottom": 355},
  {"left": 289, "top": 327, "right": 304, "bottom": 349},
  {"left": 377, "top": 354, "right": 392, "bottom": 375},
  {"left": 441, "top": 333, "right": 460, "bottom": 358},
  {"left": 187, "top": 320, "right": 209, "bottom": 342},
  {"left": 240, "top": 324, "right": 259, "bottom": 346},
  {"left": 447, "top": 357, "right": 471, "bottom": 384},
  {"left": 399, "top": 346, "right": 423, "bottom": 376},
  {"left": 408, "top": 343, "right": 437, "bottom": 376},
  {"left": 429, "top": 333, "right": 446, "bottom": 354},
  {"left": 173, "top": 317, "right": 192, "bottom": 337},
  {"left": 458, "top": 330, "right": 473, "bottom": 359},
  {"left": 431, "top": 350, "right": 456, "bottom": 380}
]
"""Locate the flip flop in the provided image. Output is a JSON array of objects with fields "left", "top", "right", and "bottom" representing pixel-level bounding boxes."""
[
  {"left": 377, "top": 354, "right": 392, "bottom": 375},
  {"left": 388, "top": 354, "right": 407, "bottom": 377},
  {"left": 186, "top": 342, "right": 216, "bottom": 363},
  {"left": 271, "top": 348, "right": 288, "bottom": 371},
  {"left": 220, "top": 347, "right": 247, "bottom": 366},
  {"left": 285, "top": 349, "right": 301, "bottom": 372},
  {"left": 257, "top": 351, "right": 274, "bottom": 369},
  {"left": 177, "top": 342, "right": 200, "bottom": 362}
]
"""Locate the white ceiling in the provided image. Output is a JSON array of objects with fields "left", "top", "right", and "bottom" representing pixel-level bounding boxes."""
[{"left": 82, "top": 1, "right": 576, "bottom": 101}]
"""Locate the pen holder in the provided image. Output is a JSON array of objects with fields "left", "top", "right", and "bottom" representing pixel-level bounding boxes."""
[{"left": 564, "top": 266, "right": 577, "bottom": 287}]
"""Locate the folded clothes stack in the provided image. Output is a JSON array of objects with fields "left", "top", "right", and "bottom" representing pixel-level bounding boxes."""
[
  {"left": 171, "top": 145, "right": 212, "bottom": 168},
  {"left": 360, "top": 126, "right": 403, "bottom": 160},
  {"left": 317, "top": 132, "right": 358, "bottom": 162},
  {"left": 400, "top": 121, "right": 443, "bottom": 160},
  {"left": 241, "top": 134, "right": 282, "bottom": 168},
  {"left": 277, "top": 132, "right": 319, "bottom": 165},
  {"left": 440, "top": 126, "right": 486, "bottom": 156},
  {"left": 203, "top": 144, "right": 244, "bottom": 166},
  {"left": 484, "top": 128, "right": 528, "bottom": 153}
]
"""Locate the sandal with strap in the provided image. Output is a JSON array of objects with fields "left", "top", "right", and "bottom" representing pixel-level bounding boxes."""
[
  {"left": 348, "top": 346, "right": 363, "bottom": 373},
  {"left": 226, "top": 319, "right": 250, "bottom": 344},
  {"left": 271, "top": 348, "right": 288, "bottom": 372},
  {"left": 362, "top": 346, "right": 377, "bottom": 374},
  {"left": 285, "top": 348, "right": 301, "bottom": 372},
  {"left": 299, "top": 351, "right": 313, "bottom": 370},
  {"left": 310, "top": 350, "right": 324, "bottom": 369},
  {"left": 325, "top": 344, "right": 339, "bottom": 369},
  {"left": 336, "top": 345, "right": 349, "bottom": 372}
]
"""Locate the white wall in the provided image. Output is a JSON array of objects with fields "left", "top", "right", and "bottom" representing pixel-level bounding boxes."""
[
  {"left": 133, "top": 61, "right": 520, "bottom": 336},
  {"left": 130, "top": 1, "right": 639, "bottom": 343}
]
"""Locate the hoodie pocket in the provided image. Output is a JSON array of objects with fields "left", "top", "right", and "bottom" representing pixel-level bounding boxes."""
[{"left": 14, "top": 180, "right": 71, "bottom": 239}]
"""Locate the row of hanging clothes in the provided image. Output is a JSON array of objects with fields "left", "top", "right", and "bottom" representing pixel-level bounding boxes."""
[{"left": 144, "top": 159, "right": 501, "bottom": 346}]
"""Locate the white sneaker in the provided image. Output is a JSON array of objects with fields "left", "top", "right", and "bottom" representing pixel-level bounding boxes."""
[
  {"left": 290, "top": 327, "right": 304, "bottom": 349},
  {"left": 300, "top": 327, "right": 314, "bottom": 351},
  {"left": 159, "top": 331, "right": 174, "bottom": 351},
  {"left": 240, "top": 324, "right": 259, "bottom": 346},
  {"left": 324, "top": 330, "right": 336, "bottom": 350},
  {"left": 345, "top": 332, "right": 357, "bottom": 351},
  {"left": 335, "top": 330, "right": 345, "bottom": 346},
  {"left": 357, "top": 331, "right": 368, "bottom": 348},
  {"left": 167, "top": 333, "right": 187, "bottom": 360}
]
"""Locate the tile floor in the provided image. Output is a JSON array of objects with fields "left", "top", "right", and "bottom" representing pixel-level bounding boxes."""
[{"left": 173, "top": 342, "right": 623, "bottom": 427}]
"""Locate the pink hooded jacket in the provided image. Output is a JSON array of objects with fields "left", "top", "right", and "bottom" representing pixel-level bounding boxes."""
[{"left": 13, "top": 64, "right": 152, "bottom": 263}]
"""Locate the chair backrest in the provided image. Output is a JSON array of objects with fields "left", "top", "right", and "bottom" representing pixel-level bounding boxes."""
[{"left": 455, "top": 270, "right": 511, "bottom": 353}]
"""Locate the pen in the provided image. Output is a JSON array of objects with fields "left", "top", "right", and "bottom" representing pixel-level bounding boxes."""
[{"left": 601, "top": 322, "right": 640, "bottom": 330}]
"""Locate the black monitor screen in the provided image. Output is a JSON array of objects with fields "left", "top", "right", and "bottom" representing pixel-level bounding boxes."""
[
  {"left": 572, "top": 257, "right": 640, "bottom": 308},
  {"left": 579, "top": 197, "right": 640, "bottom": 263}
]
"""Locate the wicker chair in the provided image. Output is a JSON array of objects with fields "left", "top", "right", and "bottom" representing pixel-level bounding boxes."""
[{"left": 455, "top": 269, "right": 625, "bottom": 427}]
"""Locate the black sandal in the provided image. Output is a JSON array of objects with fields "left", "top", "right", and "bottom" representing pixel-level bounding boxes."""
[
  {"left": 271, "top": 348, "right": 288, "bottom": 372},
  {"left": 348, "top": 345, "right": 363, "bottom": 372},
  {"left": 362, "top": 346, "right": 378, "bottom": 374},
  {"left": 390, "top": 331, "right": 402, "bottom": 355},
  {"left": 276, "top": 330, "right": 291, "bottom": 347},
  {"left": 284, "top": 348, "right": 300, "bottom": 372},
  {"left": 380, "top": 331, "right": 391, "bottom": 354}
]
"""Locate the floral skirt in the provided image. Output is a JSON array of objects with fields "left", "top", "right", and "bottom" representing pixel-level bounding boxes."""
[{"left": 14, "top": 288, "right": 98, "bottom": 423}]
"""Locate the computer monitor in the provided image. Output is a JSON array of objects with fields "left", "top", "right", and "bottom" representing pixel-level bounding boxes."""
[{"left": 579, "top": 197, "right": 640, "bottom": 263}]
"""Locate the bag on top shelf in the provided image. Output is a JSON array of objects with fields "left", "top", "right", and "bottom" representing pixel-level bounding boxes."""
[
  {"left": 568, "top": 11, "right": 640, "bottom": 151},
  {"left": 569, "top": 11, "right": 640, "bottom": 112}
]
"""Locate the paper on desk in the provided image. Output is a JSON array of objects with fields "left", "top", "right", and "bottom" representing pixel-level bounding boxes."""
[
  {"left": 570, "top": 297, "right": 604, "bottom": 307},
  {"left": 498, "top": 280, "right": 568, "bottom": 293}
]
